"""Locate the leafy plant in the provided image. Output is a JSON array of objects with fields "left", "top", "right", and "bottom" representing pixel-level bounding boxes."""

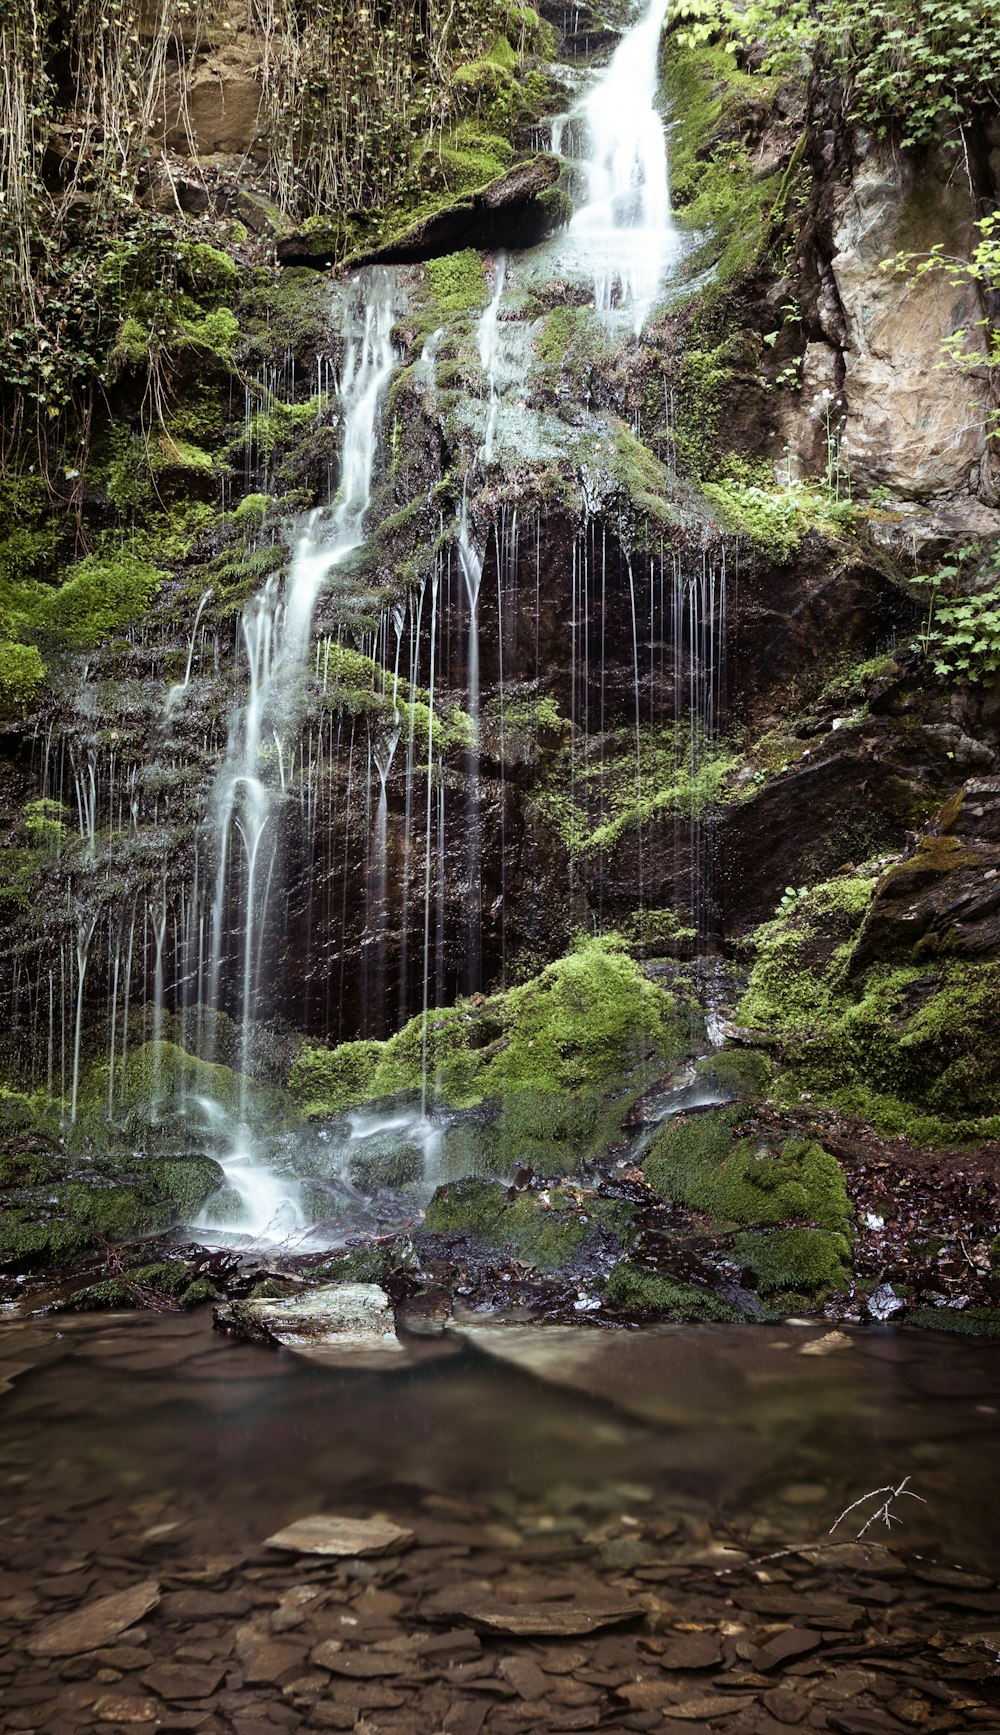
[
  {"left": 912, "top": 543, "right": 1000, "bottom": 683},
  {"left": 667, "top": 0, "right": 1000, "bottom": 147}
]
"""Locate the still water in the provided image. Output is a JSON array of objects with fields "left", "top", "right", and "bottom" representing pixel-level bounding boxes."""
[{"left": 0, "top": 1314, "right": 998, "bottom": 1575}]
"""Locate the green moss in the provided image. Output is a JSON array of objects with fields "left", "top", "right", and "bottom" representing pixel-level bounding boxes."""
[
  {"left": 734, "top": 1226, "right": 851, "bottom": 1295},
  {"left": 644, "top": 1113, "right": 851, "bottom": 1237},
  {"left": 178, "top": 242, "right": 239, "bottom": 306},
  {"left": 608, "top": 424, "right": 678, "bottom": 529},
  {"left": 740, "top": 873, "right": 1000, "bottom": 1137},
  {"left": 181, "top": 1277, "right": 222, "bottom": 1307},
  {"left": 310, "top": 1243, "right": 392, "bottom": 1285},
  {"left": 423, "top": 1176, "right": 509, "bottom": 1236},
  {"left": 2, "top": 548, "right": 165, "bottom": 652},
  {"left": 0, "top": 640, "right": 46, "bottom": 711},
  {"left": 67, "top": 1280, "right": 133, "bottom": 1310},
  {"left": 425, "top": 249, "right": 488, "bottom": 315},
  {"left": 502, "top": 1193, "right": 589, "bottom": 1270},
  {"left": 908, "top": 1307, "right": 1000, "bottom": 1340},
  {"left": 695, "top": 1049, "right": 772, "bottom": 1099},
  {"left": 661, "top": 36, "right": 788, "bottom": 290},
  {"left": 603, "top": 1259, "right": 746, "bottom": 1320}
]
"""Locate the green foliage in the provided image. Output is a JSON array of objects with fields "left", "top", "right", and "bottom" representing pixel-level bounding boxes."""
[
  {"left": 703, "top": 473, "right": 855, "bottom": 556},
  {"left": 603, "top": 1260, "right": 746, "bottom": 1320},
  {"left": 911, "top": 542, "right": 1000, "bottom": 684},
  {"left": 668, "top": 0, "right": 1000, "bottom": 146},
  {"left": 908, "top": 1306, "right": 1000, "bottom": 1339}
]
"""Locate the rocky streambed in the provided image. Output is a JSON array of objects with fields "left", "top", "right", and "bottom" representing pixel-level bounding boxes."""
[{"left": 1, "top": 1311, "right": 1000, "bottom": 1735}]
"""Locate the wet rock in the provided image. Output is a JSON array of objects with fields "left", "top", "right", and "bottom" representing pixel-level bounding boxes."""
[
  {"left": 754, "top": 1629, "right": 822, "bottom": 1669},
  {"left": 853, "top": 778, "right": 1000, "bottom": 966},
  {"left": 661, "top": 1696, "right": 756, "bottom": 1720},
  {"left": 459, "top": 1598, "right": 638, "bottom": 1637},
  {"left": 867, "top": 1284, "right": 905, "bottom": 1323},
  {"left": 26, "top": 1579, "right": 161, "bottom": 1657},
  {"left": 227, "top": 1283, "right": 404, "bottom": 1364},
  {"left": 324, "top": 156, "right": 563, "bottom": 268},
  {"left": 140, "top": 1660, "right": 228, "bottom": 1698},
  {"left": 265, "top": 1514, "right": 414, "bottom": 1558}
]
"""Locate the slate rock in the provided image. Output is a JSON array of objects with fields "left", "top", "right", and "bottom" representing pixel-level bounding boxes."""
[
  {"left": 27, "top": 1580, "right": 161, "bottom": 1657},
  {"left": 141, "top": 1661, "right": 228, "bottom": 1699},
  {"left": 265, "top": 1513, "right": 413, "bottom": 1557}
]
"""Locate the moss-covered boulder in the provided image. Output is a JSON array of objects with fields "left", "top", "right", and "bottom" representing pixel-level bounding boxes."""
[
  {"left": 291, "top": 938, "right": 699, "bottom": 1175},
  {"left": 738, "top": 866, "right": 1000, "bottom": 1143},
  {"left": 421, "top": 1175, "right": 629, "bottom": 1273},
  {"left": 0, "top": 1147, "right": 225, "bottom": 1272}
]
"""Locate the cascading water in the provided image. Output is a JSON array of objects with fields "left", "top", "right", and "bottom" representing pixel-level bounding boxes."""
[
  {"left": 196, "top": 276, "right": 398, "bottom": 1242},
  {"left": 568, "top": 0, "right": 677, "bottom": 329}
]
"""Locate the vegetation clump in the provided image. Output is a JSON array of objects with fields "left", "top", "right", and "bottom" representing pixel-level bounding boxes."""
[{"left": 291, "top": 937, "right": 694, "bottom": 1133}]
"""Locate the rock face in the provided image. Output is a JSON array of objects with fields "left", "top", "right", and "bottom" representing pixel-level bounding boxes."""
[
  {"left": 829, "top": 142, "right": 997, "bottom": 502},
  {"left": 853, "top": 776, "right": 1000, "bottom": 965}
]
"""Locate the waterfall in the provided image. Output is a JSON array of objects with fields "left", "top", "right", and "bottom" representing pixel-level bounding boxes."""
[
  {"left": 569, "top": 0, "right": 677, "bottom": 330},
  {"left": 194, "top": 275, "right": 397, "bottom": 1240}
]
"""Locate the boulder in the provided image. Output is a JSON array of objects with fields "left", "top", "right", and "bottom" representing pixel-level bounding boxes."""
[
  {"left": 852, "top": 776, "right": 1000, "bottom": 966},
  {"left": 228, "top": 1282, "right": 404, "bottom": 1365}
]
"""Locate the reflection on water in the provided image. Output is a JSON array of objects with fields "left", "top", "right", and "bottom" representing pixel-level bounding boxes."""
[{"left": 0, "top": 1315, "right": 998, "bottom": 1575}]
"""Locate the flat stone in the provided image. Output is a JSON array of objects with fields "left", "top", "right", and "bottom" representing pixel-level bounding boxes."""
[
  {"left": 265, "top": 1514, "right": 413, "bottom": 1558},
  {"left": 462, "top": 1599, "right": 638, "bottom": 1637},
  {"left": 93, "top": 1695, "right": 160, "bottom": 1723},
  {"left": 662, "top": 1697, "right": 756, "bottom": 1721},
  {"left": 756, "top": 1630, "right": 822, "bottom": 1670},
  {"left": 497, "top": 1655, "right": 550, "bottom": 1700},
  {"left": 141, "top": 1661, "right": 228, "bottom": 1699},
  {"left": 658, "top": 1634, "right": 724, "bottom": 1670},
  {"left": 237, "top": 1284, "right": 405, "bottom": 1366},
  {"left": 27, "top": 1580, "right": 161, "bottom": 1657},
  {"left": 314, "top": 1648, "right": 407, "bottom": 1677}
]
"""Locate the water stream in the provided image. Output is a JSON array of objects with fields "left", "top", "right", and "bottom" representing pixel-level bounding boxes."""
[{"left": 568, "top": 0, "right": 679, "bottom": 327}]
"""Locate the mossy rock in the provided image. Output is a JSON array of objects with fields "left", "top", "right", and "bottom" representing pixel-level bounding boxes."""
[
  {"left": 734, "top": 1226, "right": 851, "bottom": 1297},
  {"left": 603, "top": 1260, "right": 746, "bottom": 1321},
  {"left": 291, "top": 939, "right": 697, "bottom": 1162},
  {"left": 908, "top": 1306, "right": 1000, "bottom": 1340},
  {"left": 346, "top": 1138, "right": 424, "bottom": 1191},
  {"left": 644, "top": 1112, "right": 851, "bottom": 1236},
  {"left": 309, "top": 1243, "right": 393, "bottom": 1285},
  {"left": 422, "top": 1176, "right": 509, "bottom": 1237},
  {"left": 0, "top": 1150, "right": 224, "bottom": 1271},
  {"left": 695, "top": 1049, "right": 772, "bottom": 1100}
]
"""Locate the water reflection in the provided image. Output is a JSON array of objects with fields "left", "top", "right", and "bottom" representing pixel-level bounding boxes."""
[{"left": 0, "top": 1316, "right": 998, "bottom": 1576}]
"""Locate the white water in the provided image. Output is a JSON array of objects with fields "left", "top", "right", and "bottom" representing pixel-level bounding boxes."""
[
  {"left": 199, "top": 277, "right": 397, "bottom": 1236},
  {"left": 569, "top": 0, "right": 677, "bottom": 330}
]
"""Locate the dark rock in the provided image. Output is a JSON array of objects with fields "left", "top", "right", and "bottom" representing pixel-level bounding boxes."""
[
  {"left": 327, "top": 156, "right": 563, "bottom": 268},
  {"left": 853, "top": 777, "right": 1000, "bottom": 966}
]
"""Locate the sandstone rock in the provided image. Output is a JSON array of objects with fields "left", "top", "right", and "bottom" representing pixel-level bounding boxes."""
[
  {"left": 26, "top": 1580, "right": 160, "bottom": 1657},
  {"left": 830, "top": 144, "right": 996, "bottom": 501}
]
